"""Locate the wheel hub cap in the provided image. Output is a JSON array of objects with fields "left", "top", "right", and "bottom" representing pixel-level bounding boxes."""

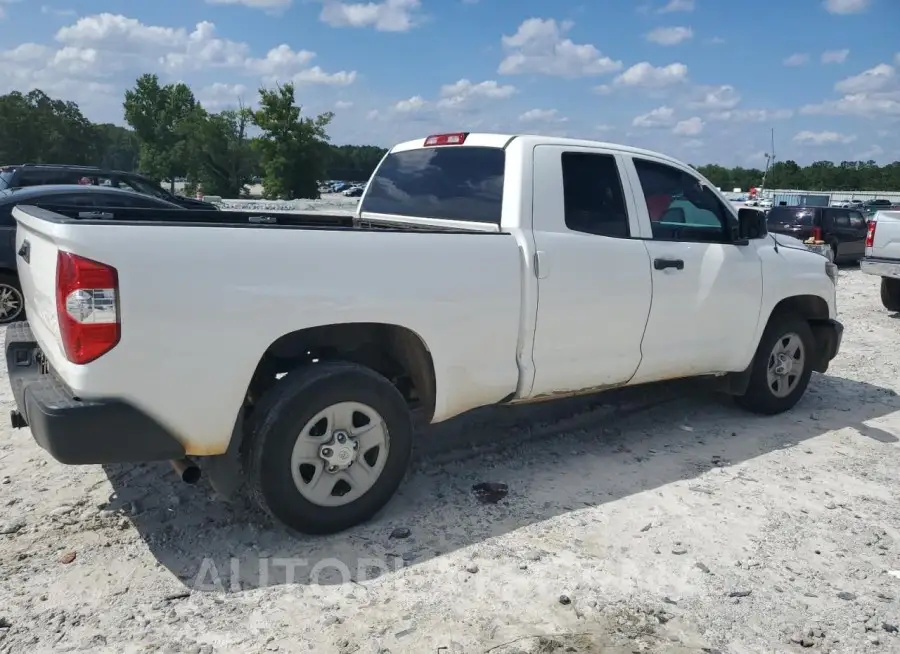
[
  {"left": 319, "top": 429, "right": 358, "bottom": 472},
  {"left": 773, "top": 352, "right": 793, "bottom": 376}
]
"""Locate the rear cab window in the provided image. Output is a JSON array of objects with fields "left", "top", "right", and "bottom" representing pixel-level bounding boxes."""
[{"left": 360, "top": 145, "right": 504, "bottom": 224}]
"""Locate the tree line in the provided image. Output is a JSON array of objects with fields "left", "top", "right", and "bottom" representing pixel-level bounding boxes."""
[
  {"left": 0, "top": 80, "right": 386, "bottom": 199},
  {"left": 0, "top": 79, "right": 898, "bottom": 199}
]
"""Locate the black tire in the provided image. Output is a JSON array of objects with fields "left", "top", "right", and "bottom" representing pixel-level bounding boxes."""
[
  {"left": 734, "top": 314, "right": 815, "bottom": 415},
  {"left": 243, "top": 361, "right": 413, "bottom": 535},
  {"left": 880, "top": 277, "right": 900, "bottom": 312},
  {"left": 0, "top": 273, "right": 25, "bottom": 325}
]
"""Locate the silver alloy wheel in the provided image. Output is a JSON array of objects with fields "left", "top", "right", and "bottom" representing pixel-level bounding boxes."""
[
  {"left": 289, "top": 401, "right": 390, "bottom": 507},
  {"left": 0, "top": 283, "right": 23, "bottom": 323},
  {"left": 766, "top": 332, "right": 805, "bottom": 398}
]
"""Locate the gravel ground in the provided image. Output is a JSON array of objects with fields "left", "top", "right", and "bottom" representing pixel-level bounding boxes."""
[{"left": 2, "top": 267, "right": 900, "bottom": 654}]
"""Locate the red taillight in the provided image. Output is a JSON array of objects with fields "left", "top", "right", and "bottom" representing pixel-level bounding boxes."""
[
  {"left": 812, "top": 227, "right": 823, "bottom": 241},
  {"left": 865, "top": 220, "right": 877, "bottom": 248},
  {"left": 424, "top": 132, "right": 468, "bottom": 146},
  {"left": 55, "top": 251, "right": 120, "bottom": 364}
]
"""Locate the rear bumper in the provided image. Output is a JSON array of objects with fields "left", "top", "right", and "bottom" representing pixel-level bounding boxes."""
[
  {"left": 5, "top": 322, "right": 185, "bottom": 465},
  {"left": 809, "top": 318, "right": 843, "bottom": 374},
  {"left": 860, "top": 257, "right": 900, "bottom": 280}
]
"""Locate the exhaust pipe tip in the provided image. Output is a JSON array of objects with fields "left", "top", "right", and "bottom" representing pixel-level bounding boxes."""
[{"left": 170, "top": 458, "right": 201, "bottom": 484}]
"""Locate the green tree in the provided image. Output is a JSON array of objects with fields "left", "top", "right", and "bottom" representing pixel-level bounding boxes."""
[
  {"left": 251, "top": 83, "right": 333, "bottom": 199},
  {"left": 123, "top": 74, "right": 197, "bottom": 191},
  {"left": 0, "top": 90, "right": 98, "bottom": 165},
  {"left": 183, "top": 105, "right": 255, "bottom": 197}
]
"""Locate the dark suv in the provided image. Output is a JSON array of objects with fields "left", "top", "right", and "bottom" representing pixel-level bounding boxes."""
[
  {"left": 0, "top": 164, "right": 218, "bottom": 210},
  {"left": 766, "top": 205, "right": 868, "bottom": 263}
]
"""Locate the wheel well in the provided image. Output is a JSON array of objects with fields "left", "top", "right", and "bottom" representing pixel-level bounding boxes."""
[
  {"left": 769, "top": 294, "right": 829, "bottom": 323},
  {"left": 245, "top": 322, "right": 437, "bottom": 422}
]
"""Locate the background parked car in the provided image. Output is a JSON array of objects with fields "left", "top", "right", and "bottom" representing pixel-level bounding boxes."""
[
  {"left": 0, "top": 184, "right": 187, "bottom": 324},
  {"left": 766, "top": 205, "right": 868, "bottom": 263},
  {"left": 0, "top": 164, "right": 219, "bottom": 210}
]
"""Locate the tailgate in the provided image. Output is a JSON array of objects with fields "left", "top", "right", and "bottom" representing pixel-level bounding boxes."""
[
  {"left": 869, "top": 210, "right": 900, "bottom": 260},
  {"left": 12, "top": 206, "right": 66, "bottom": 368}
]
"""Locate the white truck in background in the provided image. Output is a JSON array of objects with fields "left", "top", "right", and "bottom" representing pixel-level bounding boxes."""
[
  {"left": 860, "top": 210, "right": 900, "bottom": 311},
  {"left": 6, "top": 132, "right": 842, "bottom": 535}
]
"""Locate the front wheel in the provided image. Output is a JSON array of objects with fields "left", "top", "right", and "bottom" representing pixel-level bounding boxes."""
[
  {"left": 243, "top": 361, "right": 413, "bottom": 535},
  {"left": 734, "top": 315, "right": 815, "bottom": 415},
  {"left": 880, "top": 277, "right": 900, "bottom": 312}
]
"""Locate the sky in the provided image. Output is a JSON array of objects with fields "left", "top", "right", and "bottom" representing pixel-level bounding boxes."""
[{"left": 0, "top": 0, "right": 897, "bottom": 167}]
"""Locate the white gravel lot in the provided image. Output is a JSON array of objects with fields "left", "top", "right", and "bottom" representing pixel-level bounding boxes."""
[{"left": 2, "top": 267, "right": 900, "bottom": 654}]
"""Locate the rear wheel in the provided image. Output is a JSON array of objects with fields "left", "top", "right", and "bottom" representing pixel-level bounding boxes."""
[
  {"left": 880, "top": 277, "right": 900, "bottom": 312},
  {"left": 734, "top": 315, "right": 814, "bottom": 415},
  {"left": 243, "top": 361, "right": 413, "bottom": 535},
  {"left": 0, "top": 274, "right": 24, "bottom": 325}
]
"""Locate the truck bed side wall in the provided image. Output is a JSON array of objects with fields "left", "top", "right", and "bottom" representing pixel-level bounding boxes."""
[{"left": 14, "top": 209, "right": 524, "bottom": 455}]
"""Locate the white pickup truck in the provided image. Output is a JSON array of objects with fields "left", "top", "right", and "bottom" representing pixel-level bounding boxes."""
[
  {"left": 860, "top": 210, "right": 900, "bottom": 311},
  {"left": 5, "top": 132, "right": 842, "bottom": 535}
]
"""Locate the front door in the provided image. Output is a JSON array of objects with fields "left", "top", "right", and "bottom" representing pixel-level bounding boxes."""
[
  {"left": 528, "top": 145, "right": 653, "bottom": 397},
  {"left": 623, "top": 156, "right": 763, "bottom": 384}
]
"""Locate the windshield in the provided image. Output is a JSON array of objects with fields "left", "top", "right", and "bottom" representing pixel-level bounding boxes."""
[
  {"left": 767, "top": 207, "right": 814, "bottom": 226},
  {"left": 360, "top": 146, "right": 505, "bottom": 224},
  {"left": 0, "top": 170, "right": 13, "bottom": 191}
]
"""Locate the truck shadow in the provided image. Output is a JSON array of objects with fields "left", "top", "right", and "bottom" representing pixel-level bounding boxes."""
[{"left": 101, "top": 373, "right": 900, "bottom": 592}]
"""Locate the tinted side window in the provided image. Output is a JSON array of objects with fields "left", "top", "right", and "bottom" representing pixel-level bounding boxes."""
[
  {"left": 829, "top": 209, "right": 850, "bottom": 227},
  {"left": 848, "top": 211, "right": 866, "bottom": 229},
  {"left": 360, "top": 146, "right": 504, "bottom": 224},
  {"left": 96, "top": 192, "right": 166, "bottom": 208},
  {"left": 19, "top": 170, "right": 90, "bottom": 187},
  {"left": 43, "top": 193, "right": 98, "bottom": 207},
  {"left": 561, "top": 152, "right": 629, "bottom": 238},
  {"left": 633, "top": 158, "right": 730, "bottom": 243}
]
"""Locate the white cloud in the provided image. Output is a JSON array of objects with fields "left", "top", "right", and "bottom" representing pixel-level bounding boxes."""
[
  {"left": 519, "top": 108, "right": 566, "bottom": 123},
  {"left": 206, "top": 0, "right": 292, "bottom": 8},
  {"left": 498, "top": 18, "right": 622, "bottom": 77},
  {"left": 657, "top": 0, "right": 694, "bottom": 13},
  {"left": 40, "top": 5, "right": 76, "bottom": 17},
  {"left": 706, "top": 36, "right": 726, "bottom": 45},
  {"left": 334, "top": 100, "right": 353, "bottom": 108},
  {"left": 0, "top": 12, "right": 357, "bottom": 120},
  {"left": 437, "top": 78, "right": 515, "bottom": 108},
  {"left": 633, "top": 106, "right": 675, "bottom": 128},
  {"left": 318, "top": 0, "right": 421, "bottom": 32},
  {"left": 708, "top": 108, "right": 794, "bottom": 122},
  {"left": 689, "top": 85, "right": 740, "bottom": 110},
  {"left": 821, "top": 49, "right": 849, "bottom": 64},
  {"left": 783, "top": 53, "right": 809, "bottom": 66},
  {"left": 196, "top": 82, "right": 249, "bottom": 110},
  {"left": 599, "top": 61, "right": 688, "bottom": 92},
  {"left": 645, "top": 26, "right": 693, "bottom": 46},
  {"left": 792, "top": 130, "right": 856, "bottom": 145},
  {"left": 673, "top": 116, "right": 703, "bottom": 135},
  {"left": 834, "top": 63, "right": 894, "bottom": 93},
  {"left": 393, "top": 95, "right": 427, "bottom": 112},
  {"left": 823, "top": 0, "right": 870, "bottom": 14},
  {"left": 801, "top": 92, "right": 900, "bottom": 117}
]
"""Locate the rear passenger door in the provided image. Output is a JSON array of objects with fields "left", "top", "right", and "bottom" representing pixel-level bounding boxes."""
[
  {"left": 528, "top": 145, "right": 653, "bottom": 397},
  {"left": 622, "top": 156, "right": 763, "bottom": 383}
]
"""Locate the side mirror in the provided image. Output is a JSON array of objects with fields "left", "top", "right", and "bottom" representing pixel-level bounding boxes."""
[{"left": 737, "top": 207, "right": 768, "bottom": 240}]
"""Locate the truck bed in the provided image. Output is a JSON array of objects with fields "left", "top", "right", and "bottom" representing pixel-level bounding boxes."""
[{"left": 11, "top": 202, "right": 525, "bottom": 454}]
